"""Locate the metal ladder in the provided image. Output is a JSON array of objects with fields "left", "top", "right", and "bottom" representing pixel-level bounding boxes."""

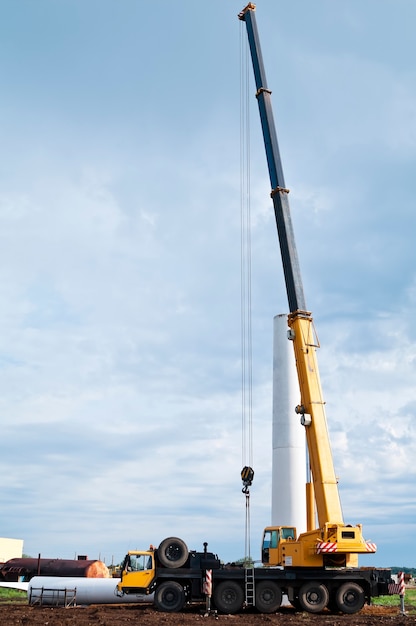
[{"left": 244, "top": 567, "right": 255, "bottom": 607}]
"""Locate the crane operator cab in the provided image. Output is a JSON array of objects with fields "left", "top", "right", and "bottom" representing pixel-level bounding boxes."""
[
  {"left": 262, "top": 526, "right": 296, "bottom": 565},
  {"left": 118, "top": 551, "right": 156, "bottom": 594}
]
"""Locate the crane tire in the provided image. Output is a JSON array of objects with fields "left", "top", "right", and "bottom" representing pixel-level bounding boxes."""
[
  {"left": 213, "top": 580, "right": 244, "bottom": 614},
  {"left": 255, "top": 580, "right": 282, "bottom": 613},
  {"left": 299, "top": 581, "right": 329, "bottom": 613},
  {"left": 154, "top": 581, "right": 185, "bottom": 612},
  {"left": 335, "top": 582, "right": 365, "bottom": 614},
  {"left": 157, "top": 537, "right": 188, "bottom": 568}
]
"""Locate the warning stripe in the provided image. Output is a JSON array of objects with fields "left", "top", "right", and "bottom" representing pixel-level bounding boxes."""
[
  {"left": 316, "top": 542, "right": 337, "bottom": 553},
  {"left": 399, "top": 571, "right": 405, "bottom": 596},
  {"left": 316, "top": 541, "right": 377, "bottom": 554},
  {"left": 388, "top": 572, "right": 405, "bottom": 596},
  {"left": 203, "top": 570, "right": 212, "bottom": 596},
  {"left": 365, "top": 542, "right": 377, "bottom": 552},
  {"left": 317, "top": 541, "right": 377, "bottom": 554}
]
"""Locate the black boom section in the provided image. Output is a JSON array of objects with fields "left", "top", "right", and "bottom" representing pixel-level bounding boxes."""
[{"left": 239, "top": 5, "right": 306, "bottom": 313}]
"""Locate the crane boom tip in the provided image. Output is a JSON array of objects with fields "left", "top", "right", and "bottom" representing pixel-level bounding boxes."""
[{"left": 238, "top": 3, "right": 256, "bottom": 20}]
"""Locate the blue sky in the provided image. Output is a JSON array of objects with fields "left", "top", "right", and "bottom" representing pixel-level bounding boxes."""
[{"left": 0, "top": 0, "right": 415, "bottom": 570}]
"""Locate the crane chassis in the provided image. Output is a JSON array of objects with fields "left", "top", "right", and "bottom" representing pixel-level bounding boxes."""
[{"left": 117, "top": 537, "right": 395, "bottom": 615}]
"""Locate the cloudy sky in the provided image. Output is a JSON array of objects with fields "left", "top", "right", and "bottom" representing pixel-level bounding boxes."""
[{"left": 1, "top": 0, "right": 415, "bottom": 570}]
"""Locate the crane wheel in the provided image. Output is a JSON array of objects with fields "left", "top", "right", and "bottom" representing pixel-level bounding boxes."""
[
  {"left": 154, "top": 581, "right": 185, "bottom": 612},
  {"left": 157, "top": 537, "right": 188, "bottom": 568},
  {"left": 255, "top": 580, "right": 282, "bottom": 613},
  {"left": 299, "top": 581, "right": 329, "bottom": 613},
  {"left": 213, "top": 580, "right": 244, "bottom": 614},
  {"left": 335, "top": 582, "right": 365, "bottom": 614}
]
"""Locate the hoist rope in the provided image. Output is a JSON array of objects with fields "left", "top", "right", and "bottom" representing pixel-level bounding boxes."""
[
  {"left": 239, "top": 22, "right": 253, "bottom": 564},
  {"left": 240, "top": 16, "right": 253, "bottom": 473}
]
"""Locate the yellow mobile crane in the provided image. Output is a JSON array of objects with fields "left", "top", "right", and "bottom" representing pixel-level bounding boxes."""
[
  {"left": 117, "top": 6, "right": 397, "bottom": 615},
  {"left": 239, "top": 4, "right": 377, "bottom": 570}
]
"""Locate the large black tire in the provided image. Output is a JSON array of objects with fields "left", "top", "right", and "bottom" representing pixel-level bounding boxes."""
[
  {"left": 154, "top": 581, "right": 185, "bottom": 612},
  {"left": 213, "top": 580, "right": 244, "bottom": 614},
  {"left": 335, "top": 582, "right": 365, "bottom": 614},
  {"left": 299, "top": 581, "right": 329, "bottom": 613},
  {"left": 157, "top": 537, "right": 188, "bottom": 568},
  {"left": 255, "top": 580, "right": 282, "bottom": 613}
]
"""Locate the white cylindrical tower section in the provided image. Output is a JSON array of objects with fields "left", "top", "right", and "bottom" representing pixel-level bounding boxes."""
[{"left": 272, "top": 314, "right": 307, "bottom": 535}]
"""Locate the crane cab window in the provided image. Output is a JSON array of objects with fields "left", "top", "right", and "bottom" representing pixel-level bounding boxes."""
[
  {"left": 281, "top": 528, "right": 296, "bottom": 541},
  {"left": 263, "top": 530, "right": 278, "bottom": 549},
  {"left": 263, "top": 527, "right": 296, "bottom": 551},
  {"left": 125, "top": 554, "right": 153, "bottom": 572}
]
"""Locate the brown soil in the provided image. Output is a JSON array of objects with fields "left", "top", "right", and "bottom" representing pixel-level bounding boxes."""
[{"left": 1, "top": 602, "right": 415, "bottom": 625}]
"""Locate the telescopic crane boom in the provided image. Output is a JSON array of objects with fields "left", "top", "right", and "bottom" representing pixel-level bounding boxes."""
[{"left": 239, "top": 3, "right": 376, "bottom": 568}]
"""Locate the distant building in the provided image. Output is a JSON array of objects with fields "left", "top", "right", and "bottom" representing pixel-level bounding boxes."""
[{"left": 0, "top": 537, "right": 23, "bottom": 565}]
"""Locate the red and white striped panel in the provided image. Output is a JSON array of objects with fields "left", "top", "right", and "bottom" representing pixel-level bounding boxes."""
[
  {"left": 203, "top": 569, "right": 212, "bottom": 596},
  {"left": 316, "top": 542, "right": 337, "bottom": 553},
  {"left": 365, "top": 542, "right": 377, "bottom": 552},
  {"left": 399, "top": 571, "right": 405, "bottom": 596},
  {"left": 388, "top": 572, "right": 405, "bottom": 596}
]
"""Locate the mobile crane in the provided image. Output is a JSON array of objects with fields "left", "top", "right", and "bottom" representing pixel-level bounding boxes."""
[
  {"left": 118, "top": 535, "right": 393, "bottom": 614},
  {"left": 238, "top": 3, "right": 377, "bottom": 572},
  {"left": 117, "top": 5, "right": 397, "bottom": 616}
]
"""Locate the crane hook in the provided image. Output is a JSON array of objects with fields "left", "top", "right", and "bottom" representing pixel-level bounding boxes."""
[{"left": 241, "top": 466, "right": 254, "bottom": 494}]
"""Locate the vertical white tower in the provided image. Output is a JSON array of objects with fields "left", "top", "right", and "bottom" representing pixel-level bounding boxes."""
[{"left": 272, "top": 314, "right": 307, "bottom": 534}]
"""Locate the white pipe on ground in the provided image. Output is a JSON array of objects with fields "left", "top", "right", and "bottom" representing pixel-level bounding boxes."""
[{"left": 28, "top": 576, "right": 154, "bottom": 606}]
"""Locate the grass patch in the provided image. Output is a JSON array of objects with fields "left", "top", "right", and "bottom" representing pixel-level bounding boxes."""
[
  {"left": 0, "top": 587, "right": 27, "bottom": 604},
  {"left": 373, "top": 588, "right": 416, "bottom": 614}
]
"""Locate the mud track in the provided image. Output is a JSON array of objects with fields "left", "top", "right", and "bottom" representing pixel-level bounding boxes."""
[{"left": 1, "top": 602, "right": 415, "bottom": 625}]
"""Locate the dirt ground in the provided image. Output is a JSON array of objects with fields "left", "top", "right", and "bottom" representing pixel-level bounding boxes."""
[{"left": 1, "top": 601, "right": 415, "bottom": 626}]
